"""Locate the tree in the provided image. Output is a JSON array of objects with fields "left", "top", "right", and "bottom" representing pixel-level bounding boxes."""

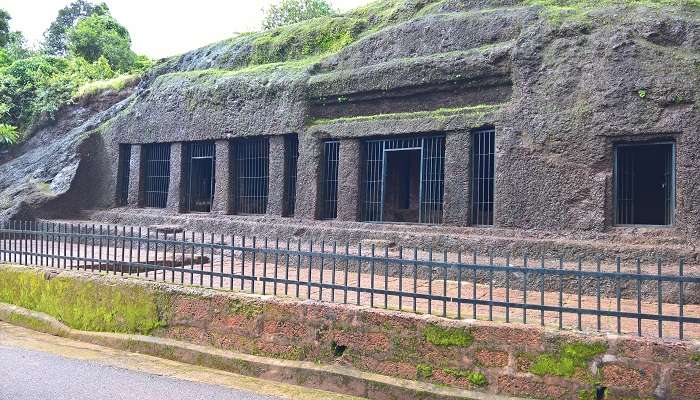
[
  {"left": 68, "top": 14, "right": 136, "bottom": 72},
  {"left": 262, "top": 0, "right": 335, "bottom": 30},
  {"left": 43, "top": 0, "right": 109, "bottom": 56},
  {"left": 0, "top": 123, "right": 19, "bottom": 145},
  {"left": 0, "top": 9, "right": 10, "bottom": 48}
]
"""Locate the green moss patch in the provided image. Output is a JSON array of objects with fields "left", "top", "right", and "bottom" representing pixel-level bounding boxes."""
[
  {"left": 310, "top": 104, "right": 500, "bottom": 126},
  {"left": 0, "top": 268, "right": 165, "bottom": 334},
  {"left": 442, "top": 368, "right": 489, "bottom": 387},
  {"left": 249, "top": 17, "right": 365, "bottom": 66},
  {"left": 524, "top": 0, "right": 699, "bottom": 27},
  {"left": 529, "top": 341, "right": 607, "bottom": 378},
  {"left": 416, "top": 364, "right": 433, "bottom": 379},
  {"left": 423, "top": 324, "right": 473, "bottom": 347},
  {"left": 227, "top": 299, "right": 265, "bottom": 319}
]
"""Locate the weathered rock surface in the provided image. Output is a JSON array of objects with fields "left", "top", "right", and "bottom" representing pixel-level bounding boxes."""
[{"left": 0, "top": 89, "right": 134, "bottom": 220}]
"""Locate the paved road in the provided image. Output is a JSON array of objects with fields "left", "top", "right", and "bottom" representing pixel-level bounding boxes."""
[
  {"left": 0, "top": 322, "right": 356, "bottom": 400},
  {"left": 0, "top": 345, "right": 281, "bottom": 400}
]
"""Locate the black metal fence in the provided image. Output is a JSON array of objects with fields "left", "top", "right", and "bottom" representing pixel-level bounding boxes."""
[{"left": 0, "top": 221, "right": 698, "bottom": 340}]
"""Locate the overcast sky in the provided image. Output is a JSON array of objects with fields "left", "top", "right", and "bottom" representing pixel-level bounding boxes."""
[{"left": 2, "top": 0, "right": 373, "bottom": 59}]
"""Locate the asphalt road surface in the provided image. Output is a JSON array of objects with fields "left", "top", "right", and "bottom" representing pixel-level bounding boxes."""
[{"left": 0, "top": 345, "right": 282, "bottom": 400}]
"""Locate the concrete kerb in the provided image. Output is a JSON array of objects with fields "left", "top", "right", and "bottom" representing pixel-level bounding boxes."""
[{"left": 0, "top": 302, "right": 523, "bottom": 400}]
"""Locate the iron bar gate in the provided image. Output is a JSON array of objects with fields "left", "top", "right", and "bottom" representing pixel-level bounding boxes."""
[
  {"left": 234, "top": 138, "right": 269, "bottom": 215},
  {"left": 284, "top": 134, "right": 299, "bottom": 217},
  {"left": 614, "top": 142, "right": 675, "bottom": 226},
  {"left": 321, "top": 140, "right": 340, "bottom": 219},
  {"left": 185, "top": 141, "right": 216, "bottom": 213},
  {"left": 471, "top": 129, "right": 495, "bottom": 226},
  {"left": 0, "top": 221, "right": 698, "bottom": 340},
  {"left": 362, "top": 136, "right": 445, "bottom": 224},
  {"left": 142, "top": 143, "right": 171, "bottom": 208},
  {"left": 116, "top": 144, "right": 131, "bottom": 206}
]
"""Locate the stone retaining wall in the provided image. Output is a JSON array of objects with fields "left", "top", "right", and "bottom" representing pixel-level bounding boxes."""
[{"left": 0, "top": 264, "right": 698, "bottom": 400}]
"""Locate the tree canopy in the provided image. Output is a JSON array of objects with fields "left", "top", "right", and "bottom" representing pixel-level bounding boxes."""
[
  {"left": 0, "top": 9, "right": 10, "bottom": 48},
  {"left": 68, "top": 14, "right": 136, "bottom": 71},
  {"left": 0, "top": 3, "right": 150, "bottom": 147},
  {"left": 262, "top": 0, "right": 336, "bottom": 30},
  {"left": 43, "top": 0, "right": 109, "bottom": 56}
]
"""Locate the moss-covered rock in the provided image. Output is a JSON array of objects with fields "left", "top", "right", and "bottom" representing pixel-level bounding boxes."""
[
  {"left": 528, "top": 341, "right": 608, "bottom": 378},
  {"left": 0, "top": 268, "right": 165, "bottom": 334},
  {"left": 423, "top": 324, "right": 474, "bottom": 347}
]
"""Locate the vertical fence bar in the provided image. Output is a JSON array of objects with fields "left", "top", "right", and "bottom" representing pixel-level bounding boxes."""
[
  {"left": 540, "top": 255, "right": 545, "bottom": 326},
  {"left": 616, "top": 257, "right": 622, "bottom": 335},
  {"left": 636, "top": 258, "right": 642, "bottom": 336},
  {"left": 523, "top": 252, "right": 528, "bottom": 324},
  {"left": 250, "top": 236, "right": 258, "bottom": 293},
  {"left": 443, "top": 250, "right": 448, "bottom": 318},
  {"left": 657, "top": 258, "right": 663, "bottom": 338},
  {"left": 456, "top": 250, "right": 462, "bottom": 319},
  {"left": 596, "top": 258, "right": 601, "bottom": 331},
  {"left": 679, "top": 257, "right": 685, "bottom": 340},
  {"left": 344, "top": 242, "right": 349, "bottom": 304},
  {"left": 386, "top": 247, "right": 391, "bottom": 310}
]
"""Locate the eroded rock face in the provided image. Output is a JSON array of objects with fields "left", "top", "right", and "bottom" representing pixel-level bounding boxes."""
[
  {"left": 2, "top": 1, "right": 698, "bottom": 247},
  {"left": 0, "top": 90, "right": 134, "bottom": 220}
]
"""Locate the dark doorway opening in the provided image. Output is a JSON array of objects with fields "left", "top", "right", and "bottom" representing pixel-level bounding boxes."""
[
  {"left": 284, "top": 134, "right": 299, "bottom": 217},
  {"left": 615, "top": 142, "right": 674, "bottom": 226},
  {"left": 363, "top": 136, "right": 444, "bottom": 224},
  {"left": 233, "top": 138, "right": 269, "bottom": 215},
  {"left": 383, "top": 149, "right": 421, "bottom": 223},
  {"left": 185, "top": 141, "right": 215, "bottom": 213},
  {"left": 321, "top": 140, "right": 340, "bottom": 220},
  {"left": 116, "top": 144, "right": 131, "bottom": 206},
  {"left": 142, "top": 143, "right": 171, "bottom": 208},
  {"left": 471, "top": 128, "right": 495, "bottom": 226}
]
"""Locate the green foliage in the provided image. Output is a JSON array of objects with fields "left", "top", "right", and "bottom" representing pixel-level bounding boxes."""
[
  {"left": 0, "top": 268, "right": 165, "bottom": 334},
  {"left": 249, "top": 16, "right": 364, "bottom": 66},
  {"left": 523, "top": 0, "right": 699, "bottom": 26},
  {"left": 0, "top": 9, "right": 10, "bottom": 48},
  {"left": 262, "top": 0, "right": 336, "bottom": 30},
  {"left": 0, "top": 55, "right": 118, "bottom": 128},
  {"left": 529, "top": 341, "right": 607, "bottom": 378},
  {"left": 0, "top": 123, "right": 18, "bottom": 145},
  {"left": 442, "top": 368, "right": 489, "bottom": 387},
  {"left": 74, "top": 73, "right": 138, "bottom": 99},
  {"left": 43, "top": 0, "right": 110, "bottom": 56},
  {"left": 68, "top": 14, "right": 136, "bottom": 71},
  {"left": 638, "top": 89, "right": 647, "bottom": 98},
  {"left": 416, "top": 364, "right": 433, "bottom": 379},
  {"left": 0, "top": 6, "right": 145, "bottom": 143},
  {"left": 423, "top": 324, "right": 473, "bottom": 347}
]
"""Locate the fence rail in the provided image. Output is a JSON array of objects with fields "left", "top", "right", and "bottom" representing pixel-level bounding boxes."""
[{"left": 0, "top": 221, "right": 698, "bottom": 340}]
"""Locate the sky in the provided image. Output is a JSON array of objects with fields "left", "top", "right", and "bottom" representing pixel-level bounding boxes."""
[{"left": 2, "top": 0, "right": 374, "bottom": 59}]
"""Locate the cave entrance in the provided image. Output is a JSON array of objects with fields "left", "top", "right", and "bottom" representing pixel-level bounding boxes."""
[
  {"left": 363, "top": 136, "right": 444, "bottom": 224},
  {"left": 185, "top": 141, "right": 215, "bottom": 213},
  {"left": 614, "top": 142, "right": 675, "bottom": 226},
  {"left": 383, "top": 149, "right": 421, "bottom": 223}
]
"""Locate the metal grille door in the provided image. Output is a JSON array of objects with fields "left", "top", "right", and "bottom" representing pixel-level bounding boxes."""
[
  {"left": 321, "top": 140, "right": 340, "bottom": 219},
  {"left": 615, "top": 142, "right": 674, "bottom": 226},
  {"left": 185, "top": 141, "right": 215, "bottom": 213},
  {"left": 285, "top": 134, "right": 299, "bottom": 217},
  {"left": 116, "top": 144, "right": 131, "bottom": 206},
  {"left": 615, "top": 147, "right": 635, "bottom": 225},
  {"left": 234, "top": 138, "right": 269, "bottom": 214},
  {"left": 142, "top": 143, "right": 171, "bottom": 208},
  {"left": 362, "top": 136, "right": 445, "bottom": 224},
  {"left": 471, "top": 129, "right": 495, "bottom": 226}
]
